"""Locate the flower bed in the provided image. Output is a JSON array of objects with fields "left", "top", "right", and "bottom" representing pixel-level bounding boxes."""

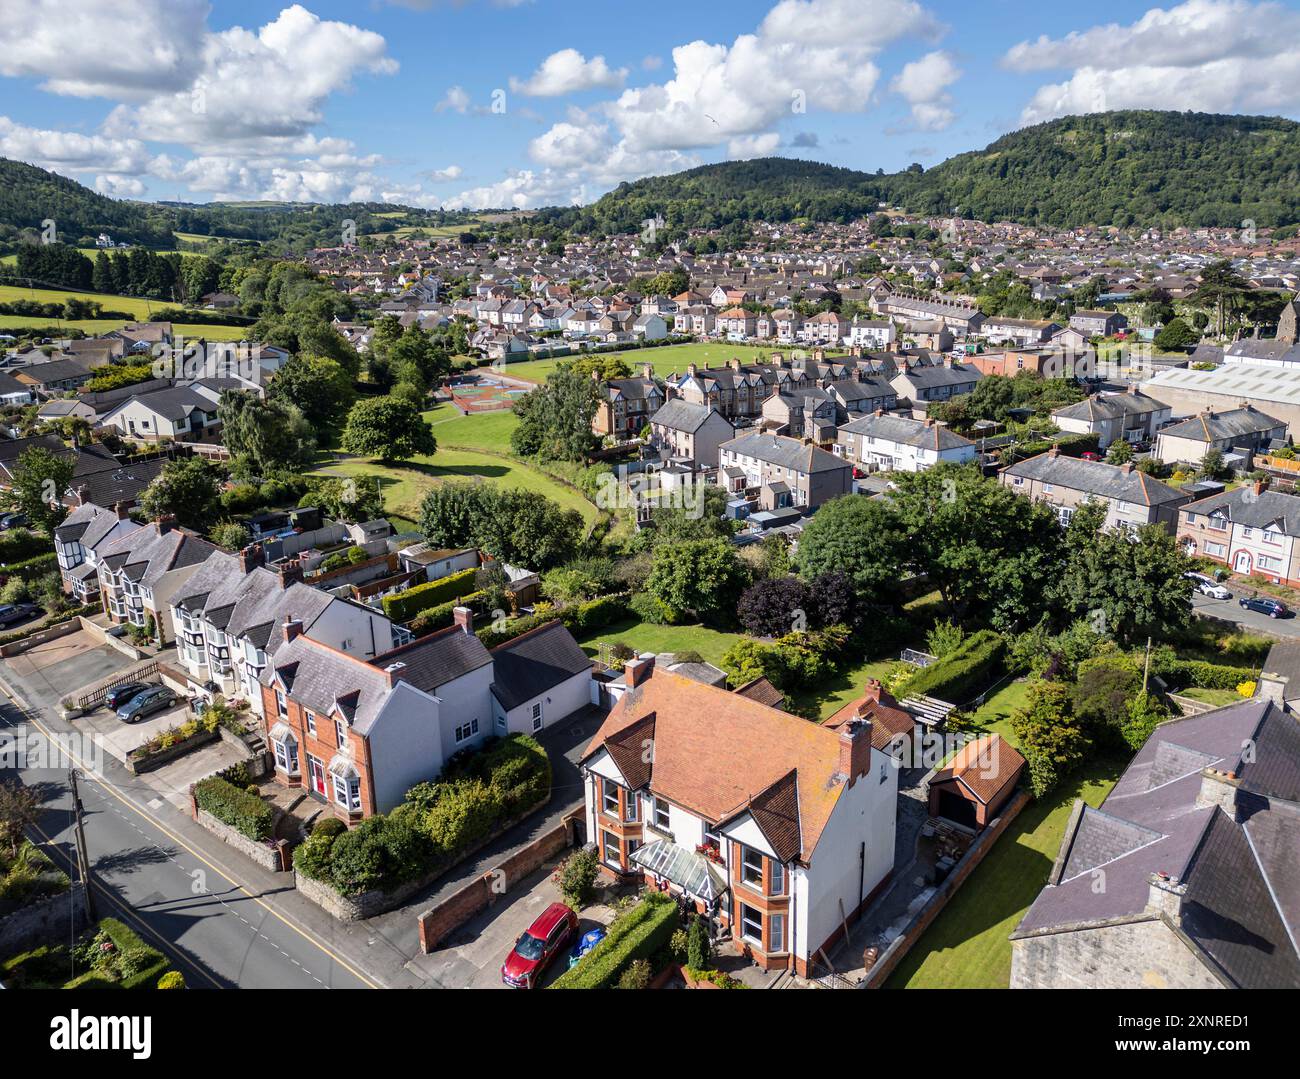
[{"left": 127, "top": 714, "right": 219, "bottom": 774}]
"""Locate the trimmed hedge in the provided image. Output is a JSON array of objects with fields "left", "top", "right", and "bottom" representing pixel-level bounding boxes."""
[
  {"left": 3, "top": 551, "right": 58, "bottom": 581},
  {"left": 550, "top": 892, "right": 678, "bottom": 989},
  {"left": 383, "top": 567, "right": 479, "bottom": 622},
  {"left": 476, "top": 593, "right": 629, "bottom": 647},
  {"left": 98, "top": 917, "right": 173, "bottom": 990},
  {"left": 904, "top": 629, "right": 1006, "bottom": 705},
  {"left": 193, "top": 775, "right": 273, "bottom": 841},
  {"left": 1154, "top": 657, "right": 1255, "bottom": 691},
  {"left": 409, "top": 590, "right": 487, "bottom": 637},
  {"left": 0, "top": 530, "right": 50, "bottom": 563}
]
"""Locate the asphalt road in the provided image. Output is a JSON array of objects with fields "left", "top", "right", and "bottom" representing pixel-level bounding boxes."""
[
  {"left": 1191, "top": 591, "right": 1300, "bottom": 639},
  {"left": 0, "top": 696, "right": 375, "bottom": 989}
]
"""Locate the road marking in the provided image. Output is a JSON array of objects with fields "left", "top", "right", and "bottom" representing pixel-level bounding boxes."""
[{"left": 6, "top": 692, "right": 380, "bottom": 989}]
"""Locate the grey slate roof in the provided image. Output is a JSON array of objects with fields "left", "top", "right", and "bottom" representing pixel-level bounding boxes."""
[
  {"left": 1013, "top": 698, "right": 1300, "bottom": 989},
  {"left": 649, "top": 398, "right": 728, "bottom": 434},
  {"left": 1052, "top": 390, "right": 1166, "bottom": 423},
  {"left": 1160, "top": 406, "right": 1285, "bottom": 443},
  {"left": 1003, "top": 451, "right": 1187, "bottom": 506},
  {"left": 839, "top": 413, "right": 974, "bottom": 451},
  {"left": 489, "top": 620, "right": 590, "bottom": 711},
  {"left": 1181, "top": 486, "right": 1300, "bottom": 536},
  {"left": 98, "top": 522, "right": 216, "bottom": 589},
  {"left": 721, "top": 432, "right": 848, "bottom": 475},
  {"left": 368, "top": 624, "right": 492, "bottom": 694}
]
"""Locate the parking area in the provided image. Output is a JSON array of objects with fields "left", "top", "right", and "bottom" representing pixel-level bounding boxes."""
[
  {"left": 2, "top": 629, "right": 130, "bottom": 706},
  {"left": 412, "top": 859, "right": 621, "bottom": 989}
]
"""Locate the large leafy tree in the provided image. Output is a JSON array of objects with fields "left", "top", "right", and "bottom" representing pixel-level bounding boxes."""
[
  {"left": 1011, "top": 679, "right": 1092, "bottom": 799},
  {"left": 11, "top": 446, "right": 74, "bottom": 533},
  {"left": 138, "top": 456, "right": 222, "bottom": 530},
  {"left": 417, "top": 482, "right": 583, "bottom": 570},
  {"left": 218, "top": 390, "right": 316, "bottom": 473},
  {"left": 509, "top": 365, "right": 601, "bottom": 462},
  {"left": 646, "top": 538, "right": 749, "bottom": 621},
  {"left": 1053, "top": 522, "right": 1193, "bottom": 647},
  {"left": 890, "top": 464, "right": 1062, "bottom": 627},
  {"left": 268, "top": 354, "right": 356, "bottom": 431},
  {"left": 794, "top": 494, "right": 903, "bottom": 598},
  {"left": 1189, "top": 259, "right": 1251, "bottom": 337},
  {"left": 340, "top": 396, "right": 437, "bottom": 464}
]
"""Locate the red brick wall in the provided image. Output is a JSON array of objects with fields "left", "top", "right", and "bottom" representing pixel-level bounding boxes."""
[{"left": 261, "top": 682, "right": 375, "bottom": 818}]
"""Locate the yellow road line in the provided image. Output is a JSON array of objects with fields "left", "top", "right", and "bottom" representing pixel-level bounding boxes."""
[{"left": 10, "top": 697, "right": 379, "bottom": 989}]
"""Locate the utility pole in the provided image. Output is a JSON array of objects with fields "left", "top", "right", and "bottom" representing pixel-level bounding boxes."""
[
  {"left": 68, "top": 769, "right": 96, "bottom": 923},
  {"left": 1142, "top": 635, "right": 1153, "bottom": 695}
]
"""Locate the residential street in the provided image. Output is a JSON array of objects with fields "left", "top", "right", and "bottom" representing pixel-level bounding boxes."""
[{"left": 1192, "top": 591, "right": 1300, "bottom": 639}]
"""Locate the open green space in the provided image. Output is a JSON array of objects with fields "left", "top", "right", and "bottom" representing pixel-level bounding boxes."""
[
  {"left": 422, "top": 402, "right": 520, "bottom": 452},
  {"left": 573, "top": 618, "right": 748, "bottom": 669},
  {"left": 500, "top": 342, "right": 838, "bottom": 383},
  {"left": 0, "top": 315, "right": 251, "bottom": 340}
]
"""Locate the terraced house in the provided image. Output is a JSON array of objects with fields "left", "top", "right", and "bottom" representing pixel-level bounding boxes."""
[
  {"left": 54, "top": 501, "right": 143, "bottom": 607},
  {"left": 1000, "top": 447, "right": 1190, "bottom": 532},
  {"left": 837, "top": 412, "right": 977, "bottom": 473},
  {"left": 670, "top": 360, "right": 810, "bottom": 421},
  {"left": 1177, "top": 482, "right": 1300, "bottom": 584},
  {"left": 580, "top": 658, "right": 897, "bottom": 976},
  {"left": 719, "top": 431, "right": 852, "bottom": 511},
  {"left": 592, "top": 365, "right": 664, "bottom": 439},
  {"left": 170, "top": 546, "right": 407, "bottom": 710},
  {"left": 260, "top": 611, "right": 590, "bottom": 818}
]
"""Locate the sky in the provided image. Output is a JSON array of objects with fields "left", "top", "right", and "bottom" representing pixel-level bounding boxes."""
[{"left": 3, "top": 0, "right": 1300, "bottom": 211}]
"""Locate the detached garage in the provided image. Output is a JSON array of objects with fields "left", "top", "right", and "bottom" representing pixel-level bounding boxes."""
[
  {"left": 490, "top": 620, "right": 593, "bottom": 737},
  {"left": 928, "top": 734, "right": 1026, "bottom": 831}
]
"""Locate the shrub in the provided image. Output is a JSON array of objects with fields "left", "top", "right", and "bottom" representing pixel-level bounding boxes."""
[
  {"left": 97, "top": 918, "right": 170, "bottom": 990},
  {"left": 627, "top": 590, "right": 681, "bottom": 626},
  {"left": 293, "top": 831, "right": 338, "bottom": 881},
  {"left": 550, "top": 892, "right": 678, "bottom": 989},
  {"left": 193, "top": 776, "right": 273, "bottom": 841},
  {"left": 382, "top": 567, "right": 479, "bottom": 622},
  {"left": 617, "top": 958, "right": 652, "bottom": 989},
  {"left": 408, "top": 591, "right": 487, "bottom": 637},
  {"left": 1152, "top": 656, "right": 1254, "bottom": 691},
  {"left": 555, "top": 848, "right": 599, "bottom": 909},
  {"left": 903, "top": 629, "right": 1006, "bottom": 705},
  {"left": 686, "top": 914, "right": 712, "bottom": 971},
  {"left": 157, "top": 970, "right": 186, "bottom": 989},
  {"left": 313, "top": 816, "right": 348, "bottom": 839}
]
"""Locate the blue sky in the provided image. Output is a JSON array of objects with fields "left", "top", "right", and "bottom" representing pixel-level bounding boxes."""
[{"left": 3, "top": 0, "right": 1300, "bottom": 209}]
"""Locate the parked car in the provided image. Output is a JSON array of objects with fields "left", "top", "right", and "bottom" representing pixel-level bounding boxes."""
[
  {"left": 116, "top": 685, "right": 177, "bottom": 723},
  {"left": 1239, "top": 595, "right": 1291, "bottom": 619},
  {"left": 103, "top": 681, "right": 151, "bottom": 710},
  {"left": 0, "top": 602, "right": 40, "bottom": 628},
  {"left": 501, "top": 902, "right": 577, "bottom": 988},
  {"left": 1080, "top": 451, "right": 1100, "bottom": 461},
  {"left": 568, "top": 927, "right": 606, "bottom": 968},
  {"left": 1185, "top": 572, "right": 1231, "bottom": 600},
  {"left": 0, "top": 511, "right": 30, "bottom": 530}
]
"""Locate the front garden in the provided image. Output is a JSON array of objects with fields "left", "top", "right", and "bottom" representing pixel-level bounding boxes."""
[{"left": 1, "top": 917, "right": 181, "bottom": 990}]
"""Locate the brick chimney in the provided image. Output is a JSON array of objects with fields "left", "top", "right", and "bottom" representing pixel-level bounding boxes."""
[
  {"left": 239, "top": 543, "right": 264, "bottom": 573},
  {"left": 154, "top": 513, "right": 175, "bottom": 535},
  {"left": 874, "top": 408, "right": 884, "bottom": 417},
  {"left": 924, "top": 416, "right": 935, "bottom": 428},
  {"left": 860, "top": 678, "right": 884, "bottom": 708},
  {"left": 1196, "top": 768, "right": 1243, "bottom": 821},
  {"left": 1254, "top": 477, "right": 1269, "bottom": 496},
  {"left": 1121, "top": 461, "right": 1134, "bottom": 474},
  {"left": 276, "top": 558, "right": 302, "bottom": 589},
  {"left": 838, "top": 719, "right": 873, "bottom": 785},
  {"left": 112, "top": 499, "right": 128, "bottom": 519},
  {"left": 453, "top": 606, "right": 474, "bottom": 635},
  {"left": 625, "top": 654, "right": 654, "bottom": 688},
  {"left": 642, "top": 363, "right": 654, "bottom": 381},
  {"left": 1047, "top": 443, "right": 1060, "bottom": 459},
  {"left": 282, "top": 615, "right": 303, "bottom": 643}
]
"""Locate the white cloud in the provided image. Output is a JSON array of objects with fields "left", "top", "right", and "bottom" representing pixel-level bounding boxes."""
[
  {"left": 103, "top": 5, "right": 397, "bottom": 153},
  {"left": 0, "top": 116, "right": 150, "bottom": 175},
  {"left": 510, "top": 49, "right": 627, "bottom": 96},
  {"left": 95, "top": 174, "right": 147, "bottom": 198},
  {"left": 429, "top": 165, "right": 464, "bottom": 182},
  {"left": 1005, "top": 0, "right": 1300, "bottom": 123},
  {"left": 727, "top": 133, "right": 781, "bottom": 159},
  {"left": 436, "top": 85, "right": 471, "bottom": 114},
  {"left": 0, "top": 0, "right": 209, "bottom": 99},
  {"left": 890, "top": 49, "right": 960, "bottom": 131}
]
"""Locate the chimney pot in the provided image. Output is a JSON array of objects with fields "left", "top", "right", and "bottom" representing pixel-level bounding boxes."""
[
  {"left": 838, "top": 718, "right": 873, "bottom": 785},
  {"left": 112, "top": 499, "right": 128, "bottom": 519}
]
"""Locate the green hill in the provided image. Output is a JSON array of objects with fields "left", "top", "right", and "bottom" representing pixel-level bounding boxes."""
[{"left": 541, "top": 110, "right": 1300, "bottom": 235}]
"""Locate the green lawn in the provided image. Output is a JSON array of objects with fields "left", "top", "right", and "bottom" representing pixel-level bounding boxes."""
[
  {"left": 500, "top": 342, "right": 843, "bottom": 383},
  {"left": 957, "top": 676, "right": 1034, "bottom": 745},
  {"left": 1177, "top": 686, "right": 1245, "bottom": 707},
  {"left": 788, "top": 655, "right": 899, "bottom": 720},
  {"left": 316, "top": 446, "right": 602, "bottom": 532},
  {"left": 423, "top": 403, "right": 520, "bottom": 452},
  {"left": 574, "top": 618, "right": 748, "bottom": 669},
  {"left": 0, "top": 315, "right": 251, "bottom": 340},
  {"left": 885, "top": 755, "right": 1122, "bottom": 989}
]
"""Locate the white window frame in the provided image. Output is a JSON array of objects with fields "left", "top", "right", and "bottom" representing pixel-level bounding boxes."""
[
  {"left": 740, "top": 845, "right": 764, "bottom": 889},
  {"left": 739, "top": 902, "right": 763, "bottom": 947},
  {"left": 453, "top": 718, "right": 479, "bottom": 744}
]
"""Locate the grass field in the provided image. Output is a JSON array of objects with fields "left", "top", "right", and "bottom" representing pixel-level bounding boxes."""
[
  {"left": 0, "top": 284, "right": 163, "bottom": 316},
  {"left": 316, "top": 445, "right": 602, "bottom": 533},
  {"left": 423, "top": 403, "right": 519, "bottom": 452},
  {"left": 574, "top": 618, "right": 748, "bottom": 669},
  {"left": 884, "top": 755, "right": 1121, "bottom": 989},
  {"left": 499, "top": 342, "right": 827, "bottom": 383},
  {"left": 0, "top": 315, "right": 251, "bottom": 341}
]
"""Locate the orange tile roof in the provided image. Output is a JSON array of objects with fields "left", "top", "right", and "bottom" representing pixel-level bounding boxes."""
[
  {"left": 825, "top": 681, "right": 916, "bottom": 751},
  {"left": 931, "top": 734, "right": 1026, "bottom": 805},
  {"left": 582, "top": 669, "right": 853, "bottom": 860}
]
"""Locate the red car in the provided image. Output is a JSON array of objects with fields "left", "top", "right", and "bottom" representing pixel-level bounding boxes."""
[
  {"left": 501, "top": 903, "right": 577, "bottom": 988},
  {"left": 1080, "top": 451, "right": 1100, "bottom": 461}
]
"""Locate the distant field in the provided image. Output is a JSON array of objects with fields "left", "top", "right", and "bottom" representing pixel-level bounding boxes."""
[
  {"left": 422, "top": 403, "right": 519, "bottom": 452},
  {"left": 2, "top": 246, "right": 204, "bottom": 265},
  {"left": 0, "top": 315, "right": 250, "bottom": 341},
  {"left": 0, "top": 284, "right": 161, "bottom": 316},
  {"left": 500, "top": 342, "right": 814, "bottom": 383}
]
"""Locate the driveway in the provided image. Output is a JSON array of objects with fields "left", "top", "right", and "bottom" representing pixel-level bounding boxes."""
[
  {"left": 414, "top": 861, "right": 619, "bottom": 988},
  {"left": 2, "top": 629, "right": 132, "bottom": 705}
]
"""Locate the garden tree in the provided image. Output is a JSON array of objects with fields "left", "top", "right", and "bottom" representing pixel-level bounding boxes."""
[
  {"left": 11, "top": 445, "right": 74, "bottom": 533},
  {"left": 943, "top": 374, "right": 1016, "bottom": 424},
  {"left": 301, "top": 475, "right": 384, "bottom": 523},
  {"left": 1189, "top": 259, "right": 1251, "bottom": 336},
  {"left": 1198, "top": 447, "right": 1224, "bottom": 480},
  {"left": 891, "top": 464, "right": 1063, "bottom": 627},
  {"left": 509, "top": 366, "right": 601, "bottom": 462},
  {"left": 646, "top": 539, "right": 749, "bottom": 621},
  {"left": 1106, "top": 439, "right": 1134, "bottom": 464},
  {"left": 267, "top": 354, "right": 356, "bottom": 431},
  {"left": 1071, "top": 652, "right": 1142, "bottom": 750},
  {"left": 0, "top": 779, "right": 42, "bottom": 858},
  {"left": 180, "top": 256, "right": 222, "bottom": 305},
  {"left": 926, "top": 618, "right": 965, "bottom": 658},
  {"left": 809, "top": 570, "right": 856, "bottom": 629},
  {"left": 218, "top": 391, "right": 316, "bottom": 472},
  {"left": 388, "top": 324, "right": 451, "bottom": 390},
  {"left": 92, "top": 250, "right": 113, "bottom": 293},
  {"left": 569, "top": 354, "right": 632, "bottom": 380},
  {"left": 417, "top": 482, "right": 583, "bottom": 571},
  {"left": 740, "top": 532, "right": 791, "bottom": 579},
  {"left": 139, "top": 456, "right": 222, "bottom": 530},
  {"left": 340, "top": 396, "right": 437, "bottom": 464},
  {"left": 1122, "top": 691, "right": 1169, "bottom": 751},
  {"left": 209, "top": 520, "right": 251, "bottom": 551},
  {"left": 1010, "top": 679, "right": 1092, "bottom": 799},
  {"left": 737, "top": 576, "right": 811, "bottom": 637},
  {"left": 1153, "top": 316, "right": 1200, "bottom": 351},
  {"left": 632, "top": 486, "right": 732, "bottom": 550},
  {"left": 542, "top": 556, "right": 617, "bottom": 603},
  {"left": 1054, "top": 523, "right": 1193, "bottom": 647},
  {"left": 795, "top": 494, "right": 904, "bottom": 597},
  {"left": 475, "top": 561, "right": 512, "bottom": 615}
]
